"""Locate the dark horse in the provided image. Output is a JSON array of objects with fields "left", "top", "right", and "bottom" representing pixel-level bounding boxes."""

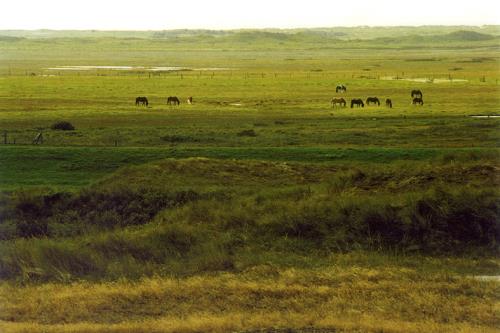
[
  {"left": 135, "top": 96, "right": 148, "bottom": 106},
  {"left": 351, "top": 99, "right": 364, "bottom": 108},
  {"left": 385, "top": 99, "right": 392, "bottom": 108},
  {"left": 331, "top": 98, "right": 346, "bottom": 108},
  {"left": 366, "top": 97, "right": 380, "bottom": 106},
  {"left": 167, "top": 96, "right": 180, "bottom": 105},
  {"left": 411, "top": 90, "right": 423, "bottom": 98},
  {"left": 336, "top": 85, "right": 347, "bottom": 93},
  {"left": 412, "top": 97, "right": 424, "bottom": 105}
]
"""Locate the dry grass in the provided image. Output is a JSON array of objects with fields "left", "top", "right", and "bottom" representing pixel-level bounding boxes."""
[
  {"left": 2, "top": 313, "right": 499, "bottom": 333},
  {"left": 1, "top": 264, "right": 498, "bottom": 332}
]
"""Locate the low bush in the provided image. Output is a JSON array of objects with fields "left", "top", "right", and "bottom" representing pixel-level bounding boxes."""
[
  {"left": 1, "top": 188, "right": 201, "bottom": 239},
  {"left": 237, "top": 129, "right": 257, "bottom": 137},
  {"left": 160, "top": 135, "right": 198, "bottom": 143},
  {"left": 51, "top": 121, "right": 75, "bottom": 131}
]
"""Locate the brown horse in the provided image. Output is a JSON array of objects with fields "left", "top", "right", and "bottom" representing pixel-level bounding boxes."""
[
  {"left": 385, "top": 99, "right": 392, "bottom": 108},
  {"left": 351, "top": 99, "right": 364, "bottom": 108},
  {"left": 336, "top": 85, "right": 347, "bottom": 93},
  {"left": 135, "top": 96, "right": 148, "bottom": 106},
  {"left": 331, "top": 98, "right": 346, "bottom": 107},
  {"left": 187, "top": 96, "right": 193, "bottom": 104},
  {"left": 167, "top": 96, "right": 180, "bottom": 105},
  {"left": 366, "top": 97, "right": 380, "bottom": 106}
]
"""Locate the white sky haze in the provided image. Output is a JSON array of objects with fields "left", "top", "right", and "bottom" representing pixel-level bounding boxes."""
[{"left": 1, "top": 0, "right": 499, "bottom": 30}]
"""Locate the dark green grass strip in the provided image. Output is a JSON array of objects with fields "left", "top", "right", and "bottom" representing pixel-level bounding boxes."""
[{"left": 0, "top": 146, "right": 498, "bottom": 189}]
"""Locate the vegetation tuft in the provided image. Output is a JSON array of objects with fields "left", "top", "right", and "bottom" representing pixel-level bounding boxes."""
[
  {"left": 50, "top": 121, "right": 75, "bottom": 131},
  {"left": 237, "top": 129, "right": 257, "bottom": 137}
]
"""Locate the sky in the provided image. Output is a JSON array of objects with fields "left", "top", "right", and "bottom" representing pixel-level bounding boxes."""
[{"left": 1, "top": 0, "right": 499, "bottom": 30}]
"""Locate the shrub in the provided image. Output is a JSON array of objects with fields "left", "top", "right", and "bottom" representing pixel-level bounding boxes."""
[
  {"left": 327, "top": 169, "right": 365, "bottom": 193},
  {"left": 51, "top": 121, "right": 75, "bottom": 131},
  {"left": 2, "top": 188, "right": 201, "bottom": 239},
  {"left": 11, "top": 191, "right": 51, "bottom": 237},
  {"left": 160, "top": 135, "right": 196, "bottom": 143},
  {"left": 262, "top": 188, "right": 499, "bottom": 253},
  {"left": 237, "top": 129, "right": 257, "bottom": 137}
]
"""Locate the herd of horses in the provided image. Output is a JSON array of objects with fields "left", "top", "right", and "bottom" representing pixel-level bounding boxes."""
[
  {"left": 135, "top": 87, "right": 424, "bottom": 109},
  {"left": 331, "top": 86, "right": 424, "bottom": 108},
  {"left": 135, "top": 96, "right": 192, "bottom": 107},
  {"left": 331, "top": 97, "right": 393, "bottom": 108}
]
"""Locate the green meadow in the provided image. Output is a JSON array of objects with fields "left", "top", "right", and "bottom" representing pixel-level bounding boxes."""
[{"left": 0, "top": 26, "right": 499, "bottom": 332}]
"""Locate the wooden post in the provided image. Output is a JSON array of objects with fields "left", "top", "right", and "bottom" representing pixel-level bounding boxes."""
[{"left": 33, "top": 131, "right": 43, "bottom": 144}]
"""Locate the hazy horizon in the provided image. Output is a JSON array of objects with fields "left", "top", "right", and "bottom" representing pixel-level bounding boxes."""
[
  {"left": 1, "top": 0, "right": 499, "bottom": 30},
  {"left": 1, "top": 24, "right": 499, "bottom": 32}
]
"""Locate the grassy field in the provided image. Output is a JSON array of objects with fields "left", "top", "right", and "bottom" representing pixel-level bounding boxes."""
[{"left": 0, "top": 26, "right": 499, "bottom": 332}]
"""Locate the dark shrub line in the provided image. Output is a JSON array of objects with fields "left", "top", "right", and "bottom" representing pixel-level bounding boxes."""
[
  {"left": 263, "top": 188, "right": 499, "bottom": 254},
  {"left": 1, "top": 188, "right": 201, "bottom": 239}
]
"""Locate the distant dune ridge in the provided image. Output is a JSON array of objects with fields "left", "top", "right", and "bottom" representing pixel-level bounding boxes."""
[{"left": 0, "top": 25, "right": 499, "bottom": 43}]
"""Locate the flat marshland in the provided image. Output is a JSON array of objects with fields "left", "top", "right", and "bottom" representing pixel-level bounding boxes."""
[{"left": 0, "top": 27, "right": 499, "bottom": 332}]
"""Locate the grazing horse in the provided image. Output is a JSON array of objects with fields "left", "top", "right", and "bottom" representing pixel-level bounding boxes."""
[
  {"left": 336, "top": 85, "right": 347, "bottom": 93},
  {"left": 135, "top": 96, "right": 148, "bottom": 106},
  {"left": 366, "top": 97, "right": 380, "bottom": 106},
  {"left": 411, "top": 90, "right": 423, "bottom": 98},
  {"left": 331, "top": 98, "right": 346, "bottom": 108},
  {"left": 385, "top": 99, "right": 392, "bottom": 108},
  {"left": 187, "top": 96, "right": 193, "bottom": 104},
  {"left": 167, "top": 96, "right": 180, "bottom": 105},
  {"left": 412, "top": 97, "right": 424, "bottom": 105},
  {"left": 351, "top": 99, "right": 364, "bottom": 108}
]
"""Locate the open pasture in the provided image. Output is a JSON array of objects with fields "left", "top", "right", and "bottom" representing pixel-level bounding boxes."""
[
  {"left": 0, "top": 56, "right": 499, "bottom": 150},
  {"left": 0, "top": 40, "right": 499, "bottom": 188}
]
